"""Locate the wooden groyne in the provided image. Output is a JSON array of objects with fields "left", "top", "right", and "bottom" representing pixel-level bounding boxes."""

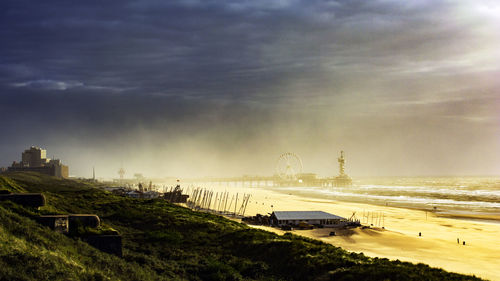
[{"left": 186, "top": 187, "right": 251, "bottom": 218}]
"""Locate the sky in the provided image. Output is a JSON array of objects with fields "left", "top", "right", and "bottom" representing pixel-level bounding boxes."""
[{"left": 0, "top": 0, "right": 499, "bottom": 178}]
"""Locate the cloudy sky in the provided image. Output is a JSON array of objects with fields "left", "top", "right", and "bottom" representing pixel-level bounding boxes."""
[{"left": 1, "top": 0, "right": 499, "bottom": 178}]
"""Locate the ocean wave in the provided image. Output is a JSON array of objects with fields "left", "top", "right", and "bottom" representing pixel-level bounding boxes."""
[
  {"left": 277, "top": 186, "right": 500, "bottom": 210},
  {"left": 352, "top": 185, "right": 500, "bottom": 197}
]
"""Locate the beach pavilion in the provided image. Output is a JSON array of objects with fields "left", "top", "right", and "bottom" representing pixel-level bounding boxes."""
[{"left": 270, "top": 211, "right": 346, "bottom": 227}]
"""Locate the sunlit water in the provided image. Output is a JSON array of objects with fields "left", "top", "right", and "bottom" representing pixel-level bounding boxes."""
[{"left": 270, "top": 177, "right": 500, "bottom": 215}]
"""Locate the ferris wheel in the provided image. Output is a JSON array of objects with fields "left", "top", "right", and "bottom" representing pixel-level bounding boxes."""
[{"left": 275, "top": 152, "right": 303, "bottom": 180}]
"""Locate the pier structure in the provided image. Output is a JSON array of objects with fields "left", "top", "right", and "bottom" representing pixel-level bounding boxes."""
[
  {"left": 185, "top": 174, "right": 341, "bottom": 188},
  {"left": 185, "top": 150, "right": 353, "bottom": 187},
  {"left": 333, "top": 151, "right": 352, "bottom": 187}
]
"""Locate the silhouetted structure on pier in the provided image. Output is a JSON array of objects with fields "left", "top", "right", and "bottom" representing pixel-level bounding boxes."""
[{"left": 333, "top": 151, "right": 352, "bottom": 187}]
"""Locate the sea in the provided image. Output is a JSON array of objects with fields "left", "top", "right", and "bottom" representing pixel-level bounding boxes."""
[{"left": 270, "top": 177, "right": 500, "bottom": 217}]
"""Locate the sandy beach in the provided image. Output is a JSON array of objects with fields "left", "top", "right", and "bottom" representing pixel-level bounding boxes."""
[{"left": 191, "top": 184, "right": 500, "bottom": 281}]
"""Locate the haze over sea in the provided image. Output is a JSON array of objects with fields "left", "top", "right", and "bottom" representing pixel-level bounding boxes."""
[{"left": 271, "top": 177, "right": 500, "bottom": 218}]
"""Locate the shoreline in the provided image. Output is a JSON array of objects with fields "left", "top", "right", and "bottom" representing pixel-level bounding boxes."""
[
  {"left": 187, "top": 184, "right": 500, "bottom": 281},
  {"left": 265, "top": 185, "right": 500, "bottom": 223},
  {"left": 433, "top": 212, "right": 500, "bottom": 224}
]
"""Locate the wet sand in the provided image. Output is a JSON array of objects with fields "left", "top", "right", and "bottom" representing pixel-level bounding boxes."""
[{"left": 196, "top": 184, "right": 500, "bottom": 281}]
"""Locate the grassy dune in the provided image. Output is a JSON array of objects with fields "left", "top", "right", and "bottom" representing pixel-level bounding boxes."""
[{"left": 0, "top": 172, "right": 483, "bottom": 281}]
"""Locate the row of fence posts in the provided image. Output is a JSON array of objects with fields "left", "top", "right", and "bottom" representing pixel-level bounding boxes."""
[
  {"left": 186, "top": 187, "right": 251, "bottom": 217},
  {"left": 362, "top": 210, "right": 385, "bottom": 227}
]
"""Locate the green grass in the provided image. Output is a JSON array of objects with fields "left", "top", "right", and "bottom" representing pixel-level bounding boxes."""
[
  {"left": 0, "top": 202, "right": 159, "bottom": 281},
  {"left": 0, "top": 172, "right": 484, "bottom": 281}
]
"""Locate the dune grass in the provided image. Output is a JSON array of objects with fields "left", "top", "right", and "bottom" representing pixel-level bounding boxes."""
[{"left": 0, "top": 172, "right": 484, "bottom": 281}]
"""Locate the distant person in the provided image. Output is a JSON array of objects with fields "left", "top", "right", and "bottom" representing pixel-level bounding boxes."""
[
  {"left": 419, "top": 232, "right": 421, "bottom": 237},
  {"left": 463, "top": 241, "right": 466, "bottom": 245},
  {"left": 457, "top": 238, "right": 459, "bottom": 244}
]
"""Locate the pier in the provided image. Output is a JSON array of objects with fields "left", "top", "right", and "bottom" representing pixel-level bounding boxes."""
[
  {"left": 184, "top": 151, "right": 353, "bottom": 187},
  {"left": 184, "top": 175, "right": 344, "bottom": 187}
]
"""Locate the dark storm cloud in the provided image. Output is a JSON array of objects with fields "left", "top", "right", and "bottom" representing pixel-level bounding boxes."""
[
  {"left": 1, "top": 0, "right": 499, "bottom": 176},
  {"left": 1, "top": 0, "right": 486, "bottom": 100}
]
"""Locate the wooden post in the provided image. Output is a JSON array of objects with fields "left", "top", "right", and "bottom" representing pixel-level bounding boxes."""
[
  {"left": 217, "top": 192, "right": 223, "bottom": 213},
  {"left": 225, "top": 192, "right": 230, "bottom": 213},
  {"left": 195, "top": 189, "right": 200, "bottom": 209},
  {"left": 205, "top": 190, "right": 209, "bottom": 209},
  {"left": 214, "top": 192, "right": 219, "bottom": 212},
  {"left": 199, "top": 190, "right": 203, "bottom": 209},
  {"left": 234, "top": 193, "right": 238, "bottom": 217},
  {"left": 203, "top": 190, "right": 208, "bottom": 209},
  {"left": 204, "top": 190, "right": 208, "bottom": 209},
  {"left": 223, "top": 192, "right": 229, "bottom": 214},
  {"left": 227, "top": 195, "right": 234, "bottom": 214},
  {"left": 205, "top": 191, "right": 212, "bottom": 210},
  {"left": 209, "top": 191, "right": 214, "bottom": 211},
  {"left": 242, "top": 195, "right": 250, "bottom": 217},
  {"left": 191, "top": 188, "right": 196, "bottom": 208},
  {"left": 237, "top": 194, "right": 245, "bottom": 216},
  {"left": 197, "top": 189, "right": 202, "bottom": 209}
]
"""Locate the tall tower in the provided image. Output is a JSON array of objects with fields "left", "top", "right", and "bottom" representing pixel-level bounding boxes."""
[
  {"left": 338, "top": 150, "right": 346, "bottom": 176},
  {"left": 334, "top": 150, "right": 352, "bottom": 187},
  {"left": 118, "top": 167, "right": 125, "bottom": 180}
]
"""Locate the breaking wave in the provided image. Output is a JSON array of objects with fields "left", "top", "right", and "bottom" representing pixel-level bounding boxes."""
[{"left": 275, "top": 177, "right": 500, "bottom": 212}]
